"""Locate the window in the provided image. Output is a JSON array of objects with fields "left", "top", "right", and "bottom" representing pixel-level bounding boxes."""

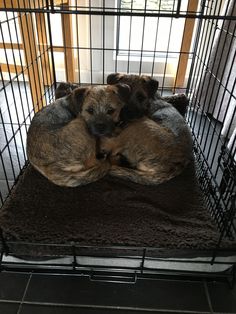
[
  {"left": 0, "top": 0, "right": 195, "bottom": 89},
  {"left": 117, "top": 0, "right": 188, "bottom": 60}
]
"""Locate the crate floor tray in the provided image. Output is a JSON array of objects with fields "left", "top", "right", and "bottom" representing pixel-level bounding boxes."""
[{"left": 0, "top": 162, "right": 235, "bottom": 257}]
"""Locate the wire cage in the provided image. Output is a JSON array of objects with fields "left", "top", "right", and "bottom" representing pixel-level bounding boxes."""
[{"left": 0, "top": 0, "right": 236, "bottom": 282}]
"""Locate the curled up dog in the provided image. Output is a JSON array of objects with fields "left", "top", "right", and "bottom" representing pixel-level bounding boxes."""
[
  {"left": 99, "top": 73, "right": 193, "bottom": 185},
  {"left": 27, "top": 84, "right": 130, "bottom": 187}
]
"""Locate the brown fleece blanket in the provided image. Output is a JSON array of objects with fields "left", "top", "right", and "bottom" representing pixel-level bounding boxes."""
[{"left": 0, "top": 161, "right": 235, "bottom": 258}]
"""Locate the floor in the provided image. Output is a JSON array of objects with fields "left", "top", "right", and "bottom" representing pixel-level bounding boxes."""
[
  {"left": 1, "top": 82, "right": 236, "bottom": 313},
  {"left": 1, "top": 271, "right": 236, "bottom": 314}
]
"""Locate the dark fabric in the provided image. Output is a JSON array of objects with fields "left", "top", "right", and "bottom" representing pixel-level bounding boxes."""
[{"left": 0, "top": 162, "right": 235, "bottom": 257}]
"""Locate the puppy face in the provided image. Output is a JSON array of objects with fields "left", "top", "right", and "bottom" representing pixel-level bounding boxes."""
[
  {"left": 70, "top": 84, "right": 130, "bottom": 137},
  {"left": 107, "top": 73, "right": 159, "bottom": 120}
]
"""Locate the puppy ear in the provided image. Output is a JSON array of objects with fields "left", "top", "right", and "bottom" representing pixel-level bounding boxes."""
[
  {"left": 55, "top": 82, "right": 73, "bottom": 100},
  {"left": 107, "top": 73, "right": 124, "bottom": 85},
  {"left": 68, "top": 87, "right": 88, "bottom": 116},
  {"left": 142, "top": 77, "right": 159, "bottom": 98},
  {"left": 115, "top": 83, "right": 131, "bottom": 102}
]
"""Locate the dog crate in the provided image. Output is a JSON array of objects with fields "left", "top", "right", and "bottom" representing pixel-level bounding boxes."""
[{"left": 0, "top": 0, "right": 236, "bottom": 285}]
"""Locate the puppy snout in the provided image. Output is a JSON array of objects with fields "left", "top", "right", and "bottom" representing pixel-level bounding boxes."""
[
  {"left": 88, "top": 118, "right": 115, "bottom": 137},
  {"left": 95, "top": 122, "right": 106, "bottom": 133}
]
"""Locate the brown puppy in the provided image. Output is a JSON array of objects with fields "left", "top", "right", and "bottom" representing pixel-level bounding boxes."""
[
  {"left": 101, "top": 117, "right": 192, "bottom": 185},
  {"left": 100, "top": 73, "right": 193, "bottom": 185},
  {"left": 27, "top": 84, "right": 130, "bottom": 187},
  {"left": 107, "top": 73, "right": 189, "bottom": 120}
]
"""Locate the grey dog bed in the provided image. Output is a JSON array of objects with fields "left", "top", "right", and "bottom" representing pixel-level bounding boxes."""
[{"left": 0, "top": 160, "right": 235, "bottom": 258}]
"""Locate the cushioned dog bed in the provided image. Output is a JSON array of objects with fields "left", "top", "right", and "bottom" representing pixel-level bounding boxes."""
[{"left": 0, "top": 160, "right": 235, "bottom": 258}]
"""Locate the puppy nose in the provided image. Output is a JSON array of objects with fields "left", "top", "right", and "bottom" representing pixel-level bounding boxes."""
[{"left": 95, "top": 122, "right": 106, "bottom": 131}]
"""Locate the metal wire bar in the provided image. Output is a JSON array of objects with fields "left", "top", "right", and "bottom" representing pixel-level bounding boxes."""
[
  {"left": 160, "top": 0, "right": 175, "bottom": 94},
  {"left": 102, "top": 0, "right": 105, "bottom": 84},
  {"left": 1, "top": 5, "right": 236, "bottom": 20},
  {"left": 89, "top": 0, "right": 93, "bottom": 84},
  {"left": 0, "top": 0, "right": 236, "bottom": 274},
  {"left": 46, "top": 0, "right": 57, "bottom": 91},
  {"left": 150, "top": 1, "right": 161, "bottom": 77},
  {"left": 11, "top": 10, "right": 32, "bottom": 124},
  {"left": 4, "top": 11, "right": 28, "bottom": 163},
  {"left": 201, "top": 6, "right": 236, "bottom": 157},
  {"left": 189, "top": 2, "right": 224, "bottom": 143},
  {"left": 126, "top": 0, "right": 133, "bottom": 74},
  {"left": 0, "top": 39, "right": 23, "bottom": 174},
  {"left": 114, "top": 0, "right": 120, "bottom": 73},
  {"left": 138, "top": 0, "right": 147, "bottom": 75},
  {"left": 17, "top": 7, "right": 41, "bottom": 112},
  {"left": 75, "top": 1, "right": 81, "bottom": 83},
  {"left": 30, "top": 0, "right": 48, "bottom": 107}
]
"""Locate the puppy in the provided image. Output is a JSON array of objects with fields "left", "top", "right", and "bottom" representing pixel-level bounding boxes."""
[
  {"left": 101, "top": 117, "right": 192, "bottom": 185},
  {"left": 27, "top": 84, "right": 130, "bottom": 187},
  {"left": 100, "top": 73, "right": 193, "bottom": 185},
  {"left": 107, "top": 73, "right": 189, "bottom": 120}
]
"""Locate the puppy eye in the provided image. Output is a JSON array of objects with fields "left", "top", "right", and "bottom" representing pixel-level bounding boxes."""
[
  {"left": 107, "top": 108, "right": 115, "bottom": 115},
  {"left": 86, "top": 107, "right": 94, "bottom": 114}
]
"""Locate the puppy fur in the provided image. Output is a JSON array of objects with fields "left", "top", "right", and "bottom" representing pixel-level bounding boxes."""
[
  {"left": 55, "top": 82, "right": 79, "bottom": 100},
  {"left": 27, "top": 84, "right": 130, "bottom": 187},
  {"left": 101, "top": 73, "right": 193, "bottom": 185}
]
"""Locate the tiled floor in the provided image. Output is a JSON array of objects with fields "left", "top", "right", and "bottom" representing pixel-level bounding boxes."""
[
  {"left": 0, "top": 271, "right": 236, "bottom": 314},
  {"left": 1, "top": 83, "right": 236, "bottom": 313}
]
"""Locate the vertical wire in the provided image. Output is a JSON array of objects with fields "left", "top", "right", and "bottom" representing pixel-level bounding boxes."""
[
  {"left": 195, "top": 0, "right": 230, "bottom": 147},
  {"left": 0, "top": 68, "right": 17, "bottom": 181},
  {"left": 151, "top": 1, "right": 161, "bottom": 77},
  {"left": 215, "top": 78, "right": 236, "bottom": 176},
  {"left": 46, "top": 0, "right": 57, "bottom": 94},
  {"left": 42, "top": 8, "right": 54, "bottom": 96},
  {"left": 187, "top": 0, "right": 209, "bottom": 128},
  {"left": 12, "top": 9, "right": 32, "bottom": 124},
  {"left": 36, "top": 3, "right": 51, "bottom": 99},
  {"left": 102, "top": 0, "right": 105, "bottom": 84},
  {"left": 61, "top": 6, "right": 69, "bottom": 82},
  {"left": 6, "top": 8, "right": 26, "bottom": 116},
  {"left": 30, "top": 0, "right": 48, "bottom": 106},
  {"left": 114, "top": 0, "right": 121, "bottom": 73},
  {"left": 29, "top": 0, "right": 49, "bottom": 110},
  {"left": 160, "top": 0, "right": 175, "bottom": 94},
  {"left": 4, "top": 9, "right": 27, "bottom": 162},
  {"left": 201, "top": 1, "right": 234, "bottom": 162},
  {"left": 207, "top": 28, "right": 236, "bottom": 172},
  {"left": 89, "top": 0, "right": 93, "bottom": 84},
  {"left": 203, "top": 42, "right": 233, "bottom": 159},
  {"left": 138, "top": 0, "right": 147, "bottom": 75},
  {"left": 25, "top": 0, "right": 45, "bottom": 110},
  {"left": 176, "top": 0, "right": 182, "bottom": 16},
  {"left": 126, "top": 0, "right": 133, "bottom": 74},
  {"left": 18, "top": 0, "right": 40, "bottom": 113},
  {"left": 174, "top": 0, "right": 196, "bottom": 94},
  {"left": 75, "top": 0, "right": 81, "bottom": 84},
  {"left": 34, "top": 0, "right": 49, "bottom": 104},
  {"left": 189, "top": 1, "right": 223, "bottom": 138},
  {"left": 0, "top": 20, "right": 24, "bottom": 171}
]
